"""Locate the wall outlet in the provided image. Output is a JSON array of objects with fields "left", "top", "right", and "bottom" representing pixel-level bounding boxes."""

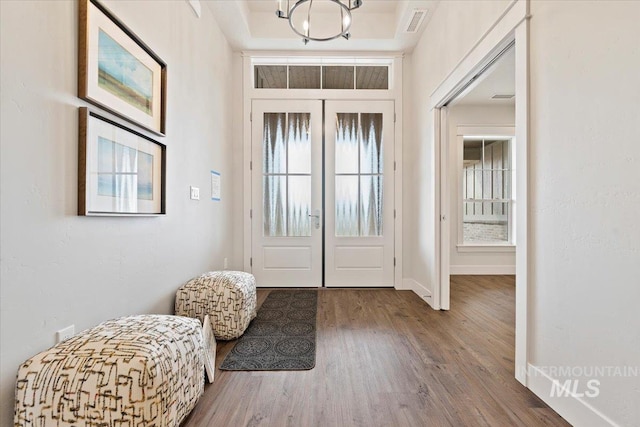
[
  {"left": 190, "top": 186, "right": 200, "bottom": 200},
  {"left": 223, "top": 257, "right": 228, "bottom": 270},
  {"left": 56, "top": 325, "right": 75, "bottom": 343}
]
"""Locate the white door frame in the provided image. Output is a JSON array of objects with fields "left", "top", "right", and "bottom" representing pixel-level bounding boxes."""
[
  {"left": 439, "top": 107, "right": 450, "bottom": 310},
  {"left": 241, "top": 54, "right": 404, "bottom": 289},
  {"left": 429, "top": 0, "right": 530, "bottom": 385}
]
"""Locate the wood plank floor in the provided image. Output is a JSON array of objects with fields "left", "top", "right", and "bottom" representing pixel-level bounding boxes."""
[{"left": 182, "top": 275, "right": 568, "bottom": 426}]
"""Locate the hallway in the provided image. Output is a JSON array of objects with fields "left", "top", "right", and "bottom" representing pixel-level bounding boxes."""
[{"left": 183, "top": 276, "right": 568, "bottom": 426}]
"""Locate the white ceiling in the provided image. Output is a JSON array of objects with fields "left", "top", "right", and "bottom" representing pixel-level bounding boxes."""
[
  {"left": 203, "top": 0, "right": 438, "bottom": 52},
  {"left": 452, "top": 47, "right": 516, "bottom": 107},
  {"left": 199, "top": 1, "right": 513, "bottom": 103}
]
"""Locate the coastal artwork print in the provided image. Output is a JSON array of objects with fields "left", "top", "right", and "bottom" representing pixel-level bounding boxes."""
[
  {"left": 96, "top": 137, "right": 154, "bottom": 201},
  {"left": 98, "top": 29, "right": 153, "bottom": 116},
  {"left": 79, "top": 0, "right": 167, "bottom": 135},
  {"left": 78, "top": 107, "right": 165, "bottom": 216}
]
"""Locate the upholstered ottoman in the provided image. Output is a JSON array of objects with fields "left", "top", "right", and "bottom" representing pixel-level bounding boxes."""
[
  {"left": 175, "top": 271, "right": 257, "bottom": 340},
  {"left": 14, "top": 315, "right": 204, "bottom": 427}
]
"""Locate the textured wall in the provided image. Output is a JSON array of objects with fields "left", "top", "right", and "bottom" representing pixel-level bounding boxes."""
[
  {"left": 407, "top": 0, "right": 640, "bottom": 423},
  {"left": 528, "top": 0, "right": 640, "bottom": 424},
  {"left": 404, "top": 0, "right": 513, "bottom": 293},
  {"left": 0, "top": 1, "right": 236, "bottom": 425}
]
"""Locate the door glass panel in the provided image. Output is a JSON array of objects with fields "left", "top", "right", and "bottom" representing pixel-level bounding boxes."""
[
  {"left": 335, "top": 113, "right": 358, "bottom": 174},
  {"left": 263, "top": 113, "right": 286, "bottom": 174},
  {"left": 335, "top": 176, "right": 359, "bottom": 236},
  {"left": 288, "top": 176, "right": 311, "bottom": 236},
  {"left": 263, "top": 112, "right": 312, "bottom": 237},
  {"left": 360, "top": 175, "right": 383, "bottom": 236},
  {"left": 334, "top": 112, "right": 385, "bottom": 237},
  {"left": 288, "top": 113, "right": 311, "bottom": 174},
  {"left": 263, "top": 175, "right": 286, "bottom": 237},
  {"left": 359, "top": 113, "right": 383, "bottom": 174}
]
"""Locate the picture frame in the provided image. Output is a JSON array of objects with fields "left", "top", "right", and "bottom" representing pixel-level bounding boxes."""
[
  {"left": 78, "top": 0, "right": 167, "bottom": 136},
  {"left": 211, "top": 170, "right": 221, "bottom": 201},
  {"left": 78, "top": 107, "right": 166, "bottom": 216},
  {"left": 202, "top": 315, "right": 217, "bottom": 383}
]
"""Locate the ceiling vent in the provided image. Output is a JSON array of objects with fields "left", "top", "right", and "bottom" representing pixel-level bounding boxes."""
[
  {"left": 403, "top": 9, "right": 428, "bottom": 33},
  {"left": 491, "top": 94, "right": 515, "bottom": 100}
]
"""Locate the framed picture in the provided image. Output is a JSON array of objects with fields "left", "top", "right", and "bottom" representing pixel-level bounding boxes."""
[
  {"left": 78, "top": 107, "right": 166, "bottom": 216},
  {"left": 211, "top": 170, "right": 221, "bottom": 201},
  {"left": 203, "top": 315, "right": 217, "bottom": 383},
  {"left": 78, "top": 0, "right": 167, "bottom": 136}
]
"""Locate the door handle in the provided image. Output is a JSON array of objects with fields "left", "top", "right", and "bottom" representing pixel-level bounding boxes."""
[{"left": 308, "top": 209, "right": 321, "bottom": 229}]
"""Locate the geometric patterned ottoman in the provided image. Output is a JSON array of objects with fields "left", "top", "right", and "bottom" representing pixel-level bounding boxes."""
[
  {"left": 175, "top": 271, "right": 257, "bottom": 340},
  {"left": 14, "top": 315, "right": 204, "bottom": 427}
]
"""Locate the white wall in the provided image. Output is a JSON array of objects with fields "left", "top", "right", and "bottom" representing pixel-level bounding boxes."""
[
  {"left": 526, "top": 1, "right": 640, "bottom": 425},
  {"left": 0, "top": 1, "right": 237, "bottom": 425},
  {"left": 447, "top": 105, "right": 515, "bottom": 274},
  {"left": 404, "top": 0, "right": 512, "bottom": 298},
  {"left": 231, "top": 52, "right": 245, "bottom": 271},
  {"left": 407, "top": 0, "right": 640, "bottom": 424}
]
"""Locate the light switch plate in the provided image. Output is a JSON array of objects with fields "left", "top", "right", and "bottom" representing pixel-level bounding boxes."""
[{"left": 190, "top": 186, "right": 200, "bottom": 200}]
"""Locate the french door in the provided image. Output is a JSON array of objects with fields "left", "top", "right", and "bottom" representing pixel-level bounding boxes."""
[
  {"left": 251, "top": 100, "right": 322, "bottom": 287},
  {"left": 251, "top": 99, "right": 394, "bottom": 287},
  {"left": 324, "top": 101, "right": 395, "bottom": 287}
]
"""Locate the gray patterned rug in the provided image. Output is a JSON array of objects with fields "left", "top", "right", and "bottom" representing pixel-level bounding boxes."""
[{"left": 219, "top": 290, "right": 317, "bottom": 371}]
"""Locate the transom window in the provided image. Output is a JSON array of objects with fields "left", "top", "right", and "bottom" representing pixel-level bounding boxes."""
[{"left": 254, "top": 65, "right": 389, "bottom": 90}]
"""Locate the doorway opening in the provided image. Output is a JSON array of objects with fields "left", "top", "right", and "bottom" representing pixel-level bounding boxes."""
[{"left": 430, "top": 2, "right": 530, "bottom": 385}]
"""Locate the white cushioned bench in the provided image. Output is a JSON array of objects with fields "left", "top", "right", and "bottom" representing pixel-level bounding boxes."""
[
  {"left": 14, "top": 315, "right": 204, "bottom": 427},
  {"left": 175, "top": 271, "right": 257, "bottom": 340}
]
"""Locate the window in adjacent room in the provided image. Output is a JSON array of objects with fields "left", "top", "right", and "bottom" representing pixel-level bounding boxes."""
[{"left": 462, "top": 137, "right": 513, "bottom": 245}]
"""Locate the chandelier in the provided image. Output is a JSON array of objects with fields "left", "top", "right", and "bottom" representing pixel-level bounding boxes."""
[{"left": 276, "top": 0, "right": 363, "bottom": 44}]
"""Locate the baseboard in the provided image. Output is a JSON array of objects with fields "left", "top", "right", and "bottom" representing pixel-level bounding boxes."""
[
  {"left": 403, "top": 278, "right": 437, "bottom": 309},
  {"left": 449, "top": 265, "right": 516, "bottom": 275},
  {"left": 395, "top": 277, "right": 413, "bottom": 290},
  {"left": 527, "top": 364, "right": 620, "bottom": 427}
]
